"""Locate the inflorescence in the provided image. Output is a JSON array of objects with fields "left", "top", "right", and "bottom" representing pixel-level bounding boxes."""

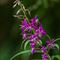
[
  {"left": 13, "top": 0, "right": 59, "bottom": 60},
  {"left": 21, "top": 16, "right": 55, "bottom": 60}
]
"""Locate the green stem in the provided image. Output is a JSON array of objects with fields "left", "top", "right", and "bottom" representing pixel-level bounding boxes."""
[{"left": 46, "top": 34, "right": 51, "bottom": 40}]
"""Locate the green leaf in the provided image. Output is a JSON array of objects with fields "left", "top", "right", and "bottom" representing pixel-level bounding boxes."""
[
  {"left": 21, "top": 40, "right": 26, "bottom": 49},
  {"left": 10, "top": 50, "right": 42, "bottom": 60},
  {"left": 10, "top": 50, "right": 31, "bottom": 60},
  {"left": 55, "top": 38, "right": 60, "bottom": 42},
  {"left": 54, "top": 44, "right": 59, "bottom": 50},
  {"left": 52, "top": 55, "right": 60, "bottom": 60},
  {"left": 24, "top": 40, "right": 30, "bottom": 50}
]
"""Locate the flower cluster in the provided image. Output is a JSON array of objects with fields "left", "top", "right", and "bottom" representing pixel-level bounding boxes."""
[
  {"left": 21, "top": 16, "right": 46, "bottom": 39},
  {"left": 41, "top": 39, "right": 54, "bottom": 60},
  {"left": 21, "top": 16, "right": 46, "bottom": 49},
  {"left": 12, "top": 1, "right": 59, "bottom": 60},
  {"left": 21, "top": 16, "right": 55, "bottom": 60}
]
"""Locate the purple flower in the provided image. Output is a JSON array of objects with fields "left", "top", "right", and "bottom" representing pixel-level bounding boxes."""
[
  {"left": 21, "top": 18, "right": 28, "bottom": 30},
  {"left": 39, "top": 24, "right": 46, "bottom": 35},
  {"left": 42, "top": 53, "right": 48, "bottom": 60},
  {"left": 21, "top": 18, "right": 32, "bottom": 31},
  {"left": 36, "top": 24, "right": 46, "bottom": 38},
  {"left": 31, "top": 16, "right": 38, "bottom": 24},
  {"left": 30, "top": 34, "right": 37, "bottom": 40},
  {"left": 41, "top": 46, "right": 47, "bottom": 53},
  {"left": 31, "top": 16, "right": 38, "bottom": 30},
  {"left": 30, "top": 42, "right": 35, "bottom": 48},
  {"left": 31, "top": 48, "right": 36, "bottom": 53},
  {"left": 22, "top": 32, "right": 27, "bottom": 40},
  {"left": 46, "top": 39, "right": 54, "bottom": 47}
]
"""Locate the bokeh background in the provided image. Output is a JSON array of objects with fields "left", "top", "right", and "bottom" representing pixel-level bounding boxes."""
[{"left": 0, "top": 0, "right": 60, "bottom": 60}]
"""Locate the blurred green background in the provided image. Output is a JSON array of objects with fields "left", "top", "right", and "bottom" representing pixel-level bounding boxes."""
[{"left": 0, "top": 0, "right": 60, "bottom": 60}]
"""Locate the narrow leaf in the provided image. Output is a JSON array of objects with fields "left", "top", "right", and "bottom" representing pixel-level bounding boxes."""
[
  {"left": 54, "top": 44, "right": 59, "bottom": 50},
  {"left": 13, "top": 3, "right": 17, "bottom": 8},
  {"left": 10, "top": 50, "right": 31, "bottom": 60},
  {"left": 24, "top": 40, "right": 30, "bottom": 50},
  {"left": 21, "top": 40, "right": 26, "bottom": 49},
  {"left": 52, "top": 55, "right": 60, "bottom": 60},
  {"left": 16, "top": 9, "right": 21, "bottom": 14}
]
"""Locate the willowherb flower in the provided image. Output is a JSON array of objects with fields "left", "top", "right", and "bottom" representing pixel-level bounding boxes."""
[
  {"left": 46, "top": 39, "right": 54, "bottom": 48},
  {"left": 30, "top": 34, "right": 38, "bottom": 41},
  {"left": 31, "top": 16, "right": 38, "bottom": 24},
  {"left": 39, "top": 24, "right": 46, "bottom": 35},
  {"left": 22, "top": 32, "right": 27, "bottom": 40},
  {"left": 21, "top": 18, "right": 32, "bottom": 31},
  {"left": 41, "top": 46, "right": 47, "bottom": 53},
  {"left": 41, "top": 53, "right": 48, "bottom": 60},
  {"left": 31, "top": 48, "right": 36, "bottom": 54},
  {"left": 36, "top": 24, "right": 46, "bottom": 38},
  {"left": 21, "top": 18, "right": 28, "bottom": 30},
  {"left": 30, "top": 16, "right": 38, "bottom": 30}
]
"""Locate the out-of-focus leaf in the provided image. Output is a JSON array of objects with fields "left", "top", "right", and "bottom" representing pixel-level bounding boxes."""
[
  {"left": 29, "top": 0, "right": 42, "bottom": 11},
  {"left": 54, "top": 44, "right": 59, "bottom": 50},
  {"left": 16, "top": 9, "right": 21, "bottom": 14},
  {"left": 26, "top": 9, "right": 31, "bottom": 16},
  {"left": 42, "top": 0, "right": 48, "bottom": 8},
  {"left": 13, "top": 3, "right": 17, "bottom": 8},
  {"left": 52, "top": 55, "right": 60, "bottom": 60},
  {"left": 10, "top": 50, "right": 31, "bottom": 60},
  {"left": 55, "top": 38, "right": 60, "bottom": 42}
]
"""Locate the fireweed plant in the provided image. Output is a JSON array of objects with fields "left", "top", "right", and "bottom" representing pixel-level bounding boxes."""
[{"left": 10, "top": 0, "right": 60, "bottom": 60}]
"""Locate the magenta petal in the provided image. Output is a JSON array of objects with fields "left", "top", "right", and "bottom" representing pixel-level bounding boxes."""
[
  {"left": 42, "top": 53, "right": 48, "bottom": 60},
  {"left": 39, "top": 24, "right": 46, "bottom": 35},
  {"left": 22, "top": 33, "right": 27, "bottom": 40},
  {"left": 41, "top": 46, "right": 47, "bottom": 53},
  {"left": 31, "top": 48, "right": 35, "bottom": 53},
  {"left": 31, "top": 16, "right": 38, "bottom": 24},
  {"left": 30, "top": 42, "right": 35, "bottom": 48},
  {"left": 46, "top": 39, "right": 54, "bottom": 47},
  {"left": 31, "top": 16, "right": 38, "bottom": 30}
]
